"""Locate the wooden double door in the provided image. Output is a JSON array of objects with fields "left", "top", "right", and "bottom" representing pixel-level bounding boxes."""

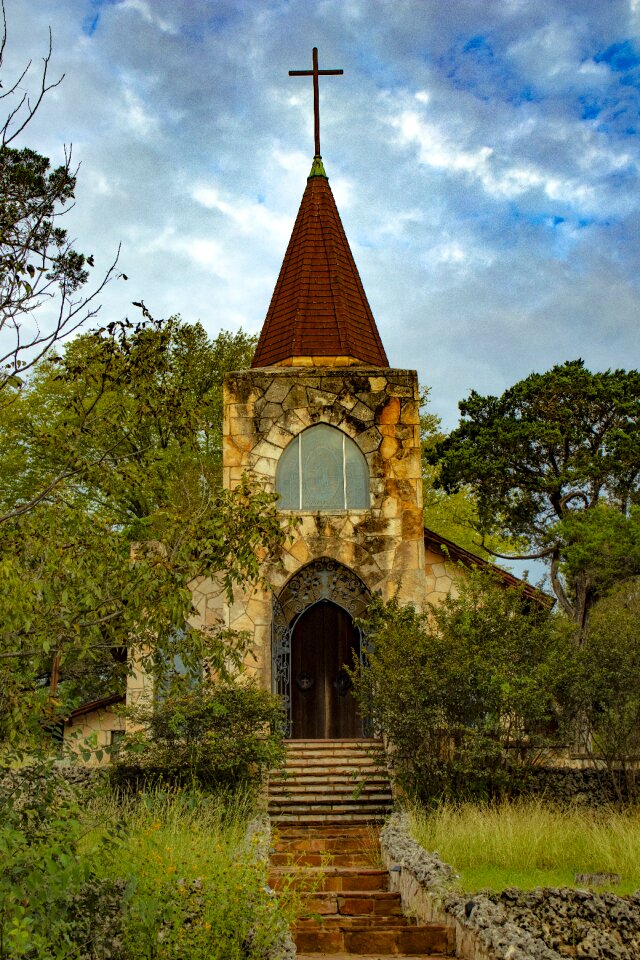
[{"left": 290, "top": 599, "right": 361, "bottom": 739}]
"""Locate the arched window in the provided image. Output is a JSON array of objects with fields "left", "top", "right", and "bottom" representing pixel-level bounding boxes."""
[{"left": 276, "top": 424, "right": 369, "bottom": 510}]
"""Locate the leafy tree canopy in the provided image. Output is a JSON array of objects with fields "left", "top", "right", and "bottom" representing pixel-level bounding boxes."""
[
  {"left": 0, "top": 314, "right": 256, "bottom": 524},
  {"left": 428, "top": 360, "right": 640, "bottom": 626},
  {"left": 0, "top": 318, "right": 287, "bottom": 743},
  {"left": 578, "top": 578, "right": 640, "bottom": 800},
  {"left": 420, "top": 389, "right": 518, "bottom": 560},
  {"left": 351, "top": 570, "right": 577, "bottom": 802}
]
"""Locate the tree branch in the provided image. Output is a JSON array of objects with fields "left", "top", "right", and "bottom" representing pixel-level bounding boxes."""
[
  {"left": 480, "top": 537, "right": 557, "bottom": 562},
  {"left": 549, "top": 547, "right": 575, "bottom": 620}
]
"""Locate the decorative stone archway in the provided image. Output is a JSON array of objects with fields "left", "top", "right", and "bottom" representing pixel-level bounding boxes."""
[{"left": 272, "top": 558, "right": 371, "bottom": 737}]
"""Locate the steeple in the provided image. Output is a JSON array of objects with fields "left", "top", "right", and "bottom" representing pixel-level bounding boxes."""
[{"left": 252, "top": 161, "right": 389, "bottom": 368}]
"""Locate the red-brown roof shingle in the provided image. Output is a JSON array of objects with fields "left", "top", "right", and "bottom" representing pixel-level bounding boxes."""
[{"left": 252, "top": 168, "right": 389, "bottom": 368}]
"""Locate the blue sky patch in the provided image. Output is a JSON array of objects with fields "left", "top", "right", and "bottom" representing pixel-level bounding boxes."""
[
  {"left": 595, "top": 40, "right": 640, "bottom": 73},
  {"left": 82, "top": 13, "right": 99, "bottom": 35},
  {"left": 463, "top": 35, "right": 494, "bottom": 62}
]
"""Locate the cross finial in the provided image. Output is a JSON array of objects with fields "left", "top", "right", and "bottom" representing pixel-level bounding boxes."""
[{"left": 289, "top": 47, "right": 343, "bottom": 158}]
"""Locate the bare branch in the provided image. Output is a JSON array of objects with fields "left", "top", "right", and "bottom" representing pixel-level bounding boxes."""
[
  {"left": 2, "top": 26, "right": 64, "bottom": 146},
  {"left": 559, "top": 490, "right": 589, "bottom": 511},
  {"left": 0, "top": 246, "right": 122, "bottom": 393}
]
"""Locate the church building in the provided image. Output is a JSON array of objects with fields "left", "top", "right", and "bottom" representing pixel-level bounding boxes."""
[
  {"left": 68, "top": 52, "right": 527, "bottom": 751},
  {"left": 188, "top": 54, "right": 530, "bottom": 743}
]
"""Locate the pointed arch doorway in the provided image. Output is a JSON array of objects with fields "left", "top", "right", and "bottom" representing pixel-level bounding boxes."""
[{"left": 272, "top": 559, "right": 371, "bottom": 739}]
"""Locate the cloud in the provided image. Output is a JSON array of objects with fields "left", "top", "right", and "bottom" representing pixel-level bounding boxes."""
[{"left": 5, "top": 0, "right": 639, "bottom": 441}]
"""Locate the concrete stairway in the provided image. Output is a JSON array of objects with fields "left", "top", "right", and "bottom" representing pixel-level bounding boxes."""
[
  {"left": 268, "top": 739, "right": 393, "bottom": 825},
  {"left": 269, "top": 823, "right": 455, "bottom": 957}
]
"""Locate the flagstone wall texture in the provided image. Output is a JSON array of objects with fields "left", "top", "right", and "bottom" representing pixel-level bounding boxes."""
[{"left": 193, "top": 365, "right": 428, "bottom": 685}]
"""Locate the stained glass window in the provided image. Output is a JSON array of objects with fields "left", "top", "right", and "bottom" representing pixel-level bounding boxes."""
[{"left": 276, "top": 424, "right": 369, "bottom": 510}]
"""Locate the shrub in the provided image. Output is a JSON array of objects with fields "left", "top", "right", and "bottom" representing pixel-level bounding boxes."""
[
  {"left": 352, "top": 569, "right": 578, "bottom": 802},
  {"left": 112, "top": 675, "right": 285, "bottom": 792},
  {"left": 579, "top": 578, "right": 640, "bottom": 800},
  {"left": 0, "top": 755, "right": 125, "bottom": 960},
  {"left": 92, "top": 788, "right": 295, "bottom": 960}
]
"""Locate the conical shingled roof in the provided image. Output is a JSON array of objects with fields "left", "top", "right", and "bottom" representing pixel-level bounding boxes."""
[{"left": 252, "top": 162, "right": 388, "bottom": 368}]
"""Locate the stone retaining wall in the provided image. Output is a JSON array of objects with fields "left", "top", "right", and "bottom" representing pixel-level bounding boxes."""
[
  {"left": 525, "top": 766, "right": 636, "bottom": 807},
  {"left": 380, "top": 813, "right": 640, "bottom": 960}
]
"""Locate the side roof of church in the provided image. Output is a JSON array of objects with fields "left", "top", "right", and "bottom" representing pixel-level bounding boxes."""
[{"left": 252, "top": 159, "right": 389, "bottom": 368}]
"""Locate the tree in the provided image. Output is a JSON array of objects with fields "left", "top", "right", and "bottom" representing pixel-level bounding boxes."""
[
  {"left": 0, "top": 4, "right": 120, "bottom": 404},
  {"left": 0, "top": 319, "right": 285, "bottom": 742},
  {"left": 578, "top": 578, "right": 640, "bottom": 800},
  {"left": 0, "top": 314, "right": 256, "bottom": 524},
  {"left": 351, "top": 570, "right": 577, "bottom": 802},
  {"left": 420, "top": 389, "right": 519, "bottom": 560},
  {"left": 428, "top": 361, "right": 640, "bottom": 630}
]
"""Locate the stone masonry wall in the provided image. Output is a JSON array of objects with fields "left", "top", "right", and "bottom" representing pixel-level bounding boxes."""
[{"left": 191, "top": 366, "right": 425, "bottom": 688}]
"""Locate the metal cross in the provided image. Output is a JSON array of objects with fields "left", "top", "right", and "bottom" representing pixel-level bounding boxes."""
[{"left": 289, "top": 47, "right": 343, "bottom": 157}]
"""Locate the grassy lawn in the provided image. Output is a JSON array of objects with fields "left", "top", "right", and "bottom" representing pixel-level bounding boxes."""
[{"left": 407, "top": 798, "right": 640, "bottom": 895}]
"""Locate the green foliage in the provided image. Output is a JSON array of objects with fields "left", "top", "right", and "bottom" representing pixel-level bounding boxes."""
[
  {"left": 0, "top": 756, "right": 125, "bottom": 959},
  {"left": 557, "top": 506, "right": 640, "bottom": 601},
  {"left": 0, "top": 472, "right": 286, "bottom": 743},
  {"left": 420, "top": 389, "right": 519, "bottom": 560},
  {"left": 408, "top": 799, "right": 640, "bottom": 894},
  {"left": 0, "top": 316, "right": 257, "bottom": 521},
  {"left": 0, "top": 315, "right": 286, "bottom": 742},
  {"left": 0, "top": 146, "right": 87, "bottom": 321},
  {"left": 91, "top": 789, "right": 296, "bottom": 960},
  {"left": 429, "top": 360, "right": 640, "bottom": 625},
  {"left": 579, "top": 578, "right": 640, "bottom": 798},
  {"left": 112, "top": 674, "right": 286, "bottom": 792},
  {"left": 0, "top": 762, "right": 296, "bottom": 960},
  {"left": 352, "top": 571, "right": 577, "bottom": 802}
]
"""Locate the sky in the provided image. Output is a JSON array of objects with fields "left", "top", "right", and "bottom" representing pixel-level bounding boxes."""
[{"left": 6, "top": 0, "right": 640, "bottom": 432}]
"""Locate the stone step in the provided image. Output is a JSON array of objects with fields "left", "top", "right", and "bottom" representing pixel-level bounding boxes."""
[
  {"left": 284, "top": 738, "right": 382, "bottom": 747},
  {"left": 271, "top": 850, "right": 375, "bottom": 866},
  {"left": 304, "top": 892, "right": 404, "bottom": 917},
  {"left": 270, "top": 811, "right": 390, "bottom": 825},
  {"left": 296, "top": 916, "right": 413, "bottom": 930},
  {"left": 294, "top": 921, "right": 454, "bottom": 956},
  {"left": 276, "top": 824, "right": 375, "bottom": 837},
  {"left": 273, "top": 764, "right": 388, "bottom": 776},
  {"left": 274, "top": 833, "right": 378, "bottom": 852},
  {"left": 278, "top": 760, "right": 386, "bottom": 773},
  {"left": 282, "top": 754, "right": 383, "bottom": 763},
  {"left": 271, "top": 771, "right": 390, "bottom": 783},
  {"left": 269, "top": 866, "right": 389, "bottom": 892},
  {"left": 283, "top": 748, "right": 383, "bottom": 761},
  {"left": 270, "top": 790, "right": 391, "bottom": 804},
  {"left": 271, "top": 813, "right": 389, "bottom": 826}
]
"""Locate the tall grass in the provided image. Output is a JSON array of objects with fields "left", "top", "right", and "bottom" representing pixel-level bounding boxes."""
[
  {"left": 407, "top": 799, "right": 640, "bottom": 894},
  {"left": 87, "top": 788, "right": 297, "bottom": 960}
]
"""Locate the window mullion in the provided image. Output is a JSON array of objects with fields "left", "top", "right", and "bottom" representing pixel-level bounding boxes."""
[
  {"left": 298, "top": 432, "right": 303, "bottom": 509},
  {"left": 342, "top": 431, "right": 347, "bottom": 509}
]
